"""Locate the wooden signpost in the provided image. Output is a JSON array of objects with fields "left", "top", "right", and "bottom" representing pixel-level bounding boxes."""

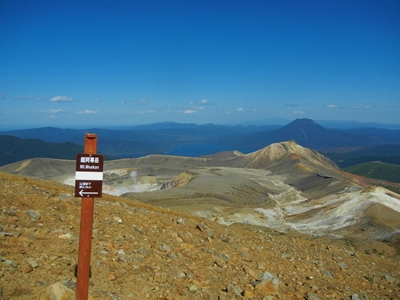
[{"left": 75, "top": 134, "right": 103, "bottom": 300}]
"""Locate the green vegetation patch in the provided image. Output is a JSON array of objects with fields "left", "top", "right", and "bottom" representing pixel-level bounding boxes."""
[
  {"left": 324, "top": 144, "right": 400, "bottom": 168},
  {"left": 344, "top": 161, "right": 400, "bottom": 184}
]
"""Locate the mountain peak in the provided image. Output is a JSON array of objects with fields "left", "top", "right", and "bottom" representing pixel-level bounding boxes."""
[
  {"left": 285, "top": 118, "right": 323, "bottom": 128},
  {"left": 247, "top": 141, "right": 338, "bottom": 170},
  {"left": 271, "top": 118, "right": 328, "bottom": 148}
]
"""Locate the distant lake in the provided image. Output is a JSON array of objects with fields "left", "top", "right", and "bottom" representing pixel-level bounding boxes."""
[{"left": 167, "top": 143, "right": 238, "bottom": 157}]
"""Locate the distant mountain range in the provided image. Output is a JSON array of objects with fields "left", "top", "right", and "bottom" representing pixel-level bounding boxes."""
[
  {"left": 1, "top": 118, "right": 399, "bottom": 170},
  {"left": 224, "top": 118, "right": 400, "bottom": 151}
]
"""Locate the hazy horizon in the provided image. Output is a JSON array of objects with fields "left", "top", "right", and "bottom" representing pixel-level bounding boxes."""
[
  {"left": 2, "top": 117, "right": 400, "bottom": 132},
  {"left": 1, "top": 1, "right": 399, "bottom": 128}
]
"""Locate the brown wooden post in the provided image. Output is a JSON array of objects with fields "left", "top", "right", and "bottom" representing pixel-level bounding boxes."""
[{"left": 76, "top": 134, "right": 98, "bottom": 300}]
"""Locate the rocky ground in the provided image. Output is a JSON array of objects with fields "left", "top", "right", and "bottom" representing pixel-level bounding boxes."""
[{"left": 1, "top": 171, "right": 400, "bottom": 299}]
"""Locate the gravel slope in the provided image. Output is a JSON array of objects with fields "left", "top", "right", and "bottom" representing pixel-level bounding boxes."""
[{"left": 1, "top": 172, "right": 400, "bottom": 299}]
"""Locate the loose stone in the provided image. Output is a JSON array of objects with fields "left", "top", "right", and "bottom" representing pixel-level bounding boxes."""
[
  {"left": 26, "top": 209, "right": 41, "bottom": 221},
  {"left": 5, "top": 259, "right": 17, "bottom": 268},
  {"left": 383, "top": 274, "right": 395, "bottom": 283},
  {"left": 22, "top": 263, "right": 33, "bottom": 273},
  {"left": 350, "top": 294, "right": 361, "bottom": 300},
  {"left": 321, "top": 270, "right": 332, "bottom": 279},
  {"left": 226, "top": 284, "right": 242, "bottom": 296},
  {"left": 188, "top": 284, "right": 198, "bottom": 293},
  {"left": 254, "top": 271, "right": 280, "bottom": 295},
  {"left": 337, "top": 262, "right": 348, "bottom": 270},
  {"left": 196, "top": 223, "right": 214, "bottom": 238},
  {"left": 307, "top": 292, "right": 320, "bottom": 300}
]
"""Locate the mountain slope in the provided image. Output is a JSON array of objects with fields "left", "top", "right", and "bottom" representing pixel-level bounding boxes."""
[
  {"left": 246, "top": 140, "right": 339, "bottom": 170},
  {"left": 1, "top": 171, "right": 399, "bottom": 299},
  {"left": 323, "top": 144, "right": 400, "bottom": 168},
  {"left": 2, "top": 140, "right": 400, "bottom": 253},
  {"left": 344, "top": 161, "right": 400, "bottom": 183},
  {"left": 2, "top": 127, "right": 84, "bottom": 143},
  {"left": 345, "top": 127, "right": 400, "bottom": 144},
  {"left": 0, "top": 135, "right": 83, "bottom": 166}
]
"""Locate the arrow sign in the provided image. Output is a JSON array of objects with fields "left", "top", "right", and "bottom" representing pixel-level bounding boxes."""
[{"left": 79, "top": 190, "right": 99, "bottom": 197}]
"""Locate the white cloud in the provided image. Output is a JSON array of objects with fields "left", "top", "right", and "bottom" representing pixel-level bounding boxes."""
[
  {"left": 365, "top": 105, "right": 372, "bottom": 109},
  {"left": 139, "top": 99, "right": 150, "bottom": 105},
  {"left": 351, "top": 106, "right": 359, "bottom": 109},
  {"left": 187, "top": 99, "right": 212, "bottom": 107},
  {"left": 293, "top": 110, "right": 304, "bottom": 114},
  {"left": 237, "top": 107, "right": 243, "bottom": 112},
  {"left": 41, "top": 109, "right": 62, "bottom": 114},
  {"left": 76, "top": 110, "right": 99, "bottom": 114},
  {"left": 50, "top": 95, "right": 73, "bottom": 102},
  {"left": 120, "top": 100, "right": 135, "bottom": 105},
  {"left": 121, "top": 99, "right": 150, "bottom": 105},
  {"left": 327, "top": 104, "right": 339, "bottom": 108},
  {"left": 140, "top": 110, "right": 156, "bottom": 114},
  {"left": 184, "top": 110, "right": 197, "bottom": 114},
  {"left": 195, "top": 106, "right": 205, "bottom": 110},
  {"left": 26, "top": 95, "right": 43, "bottom": 100}
]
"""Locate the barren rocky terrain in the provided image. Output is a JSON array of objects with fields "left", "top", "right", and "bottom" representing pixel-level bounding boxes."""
[
  {"left": 3, "top": 141, "right": 399, "bottom": 252},
  {"left": 1, "top": 171, "right": 400, "bottom": 299},
  {"left": 1, "top": 141, "right": 400, "bottom": 299}
]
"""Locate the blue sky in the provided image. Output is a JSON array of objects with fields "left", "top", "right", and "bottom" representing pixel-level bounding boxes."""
[{"left": 1, "top": 0, "right": 399, "bottom": 129}]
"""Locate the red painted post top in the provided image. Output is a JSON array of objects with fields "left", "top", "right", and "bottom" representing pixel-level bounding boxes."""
[{"left": 84, "top": 133, "right": 98, "bottom": 154}]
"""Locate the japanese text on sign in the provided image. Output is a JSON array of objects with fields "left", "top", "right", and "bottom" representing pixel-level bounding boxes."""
[{"left": 80, "top": 156, "right": 100, "bottom": 164}]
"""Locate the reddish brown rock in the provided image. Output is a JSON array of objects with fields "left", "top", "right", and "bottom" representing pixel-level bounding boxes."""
[{"left": 254, "top": 271, "right": 280, "bottom": 295}]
